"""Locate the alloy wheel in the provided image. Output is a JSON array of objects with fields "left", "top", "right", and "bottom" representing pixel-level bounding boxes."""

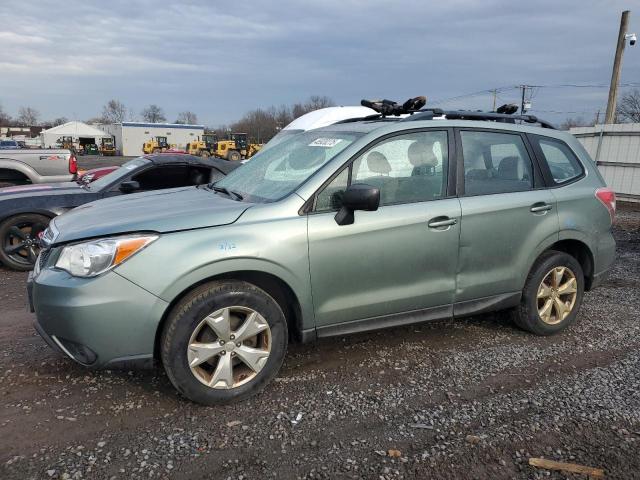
[
  {"left": 187, "top": 306, "right": 272, "bottom": 389},
  {"left": 536, "top": 266, "right": 578, "bottom": 325},
  {"left": 3, "top": 221, "right": 47, "bottom": 266}
]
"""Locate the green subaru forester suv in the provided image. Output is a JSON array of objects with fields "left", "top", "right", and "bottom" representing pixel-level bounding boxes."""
[{"left": 29, "top": 107, "right": 616, "bottom": 405}]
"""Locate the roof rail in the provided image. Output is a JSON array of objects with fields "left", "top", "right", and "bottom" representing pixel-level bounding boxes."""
[{"left": 402, "top": 110, "right": 556, "bottom": 129}]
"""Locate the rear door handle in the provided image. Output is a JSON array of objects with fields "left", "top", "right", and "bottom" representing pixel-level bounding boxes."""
[
  {"left": 428, "top": 217, "right": 457, "bottom": 229},
  {"left": 530, "top": 203, "right": 553, "bottom": 213}
]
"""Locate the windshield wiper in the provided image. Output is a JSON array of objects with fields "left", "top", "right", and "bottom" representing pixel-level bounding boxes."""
[{"left": 212, "top": 185, "right": 243, "bottom": 201}]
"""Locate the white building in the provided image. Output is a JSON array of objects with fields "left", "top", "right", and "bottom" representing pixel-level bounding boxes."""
[
  {"left": 100, "top": 122, "right": 205, "bottom": 156},
  {"left": 571, "top": 123, "right": 640, "bottom": 203}
]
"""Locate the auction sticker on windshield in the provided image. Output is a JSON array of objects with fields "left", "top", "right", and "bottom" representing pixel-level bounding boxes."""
[{"left": 308, "top": 138, "right": 342, "bottom": 147}]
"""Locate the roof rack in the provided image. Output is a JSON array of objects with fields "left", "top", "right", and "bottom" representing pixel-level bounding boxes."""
[
  {"left": 402, "top": 110, "right": 556, "bottom": 129},
  {"left": 334, "top": 97, "right": 556, "bottom": 129}
]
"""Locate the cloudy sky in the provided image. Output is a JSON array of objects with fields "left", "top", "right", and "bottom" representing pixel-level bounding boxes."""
[{"left": 1, "top": 0, "right": 639, "bottom": 126}]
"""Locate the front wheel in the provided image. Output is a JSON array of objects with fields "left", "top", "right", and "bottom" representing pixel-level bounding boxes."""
[
  {"left": 227, "top": 150, "right": 241, "bottom": 162},
  {"left": 514, "top": 250, "right": 584, "bottom": 335},
  {"left": 161, "top": 281, "right": 288, "bottom": 405},
  {"left": 0, "top": 213, "right": 50, "bottom": 270}
]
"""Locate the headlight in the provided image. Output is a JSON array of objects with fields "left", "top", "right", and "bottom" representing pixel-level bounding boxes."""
[{"left": 55, "top": 234, "right": 158, "bottom": 278}]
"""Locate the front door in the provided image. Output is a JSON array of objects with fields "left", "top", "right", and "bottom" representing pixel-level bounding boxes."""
[{"left": 307, "top": 130, "right": 461, "bottom": 328}]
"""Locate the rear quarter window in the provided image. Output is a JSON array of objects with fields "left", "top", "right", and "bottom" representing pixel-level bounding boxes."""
[{"left": 531, "top": 136, "right": 584, "bottom": 185}]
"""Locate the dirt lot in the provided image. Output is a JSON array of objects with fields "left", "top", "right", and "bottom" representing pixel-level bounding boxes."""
[{"left": 1, "top": 205, "right": 639, "bottom": 480}]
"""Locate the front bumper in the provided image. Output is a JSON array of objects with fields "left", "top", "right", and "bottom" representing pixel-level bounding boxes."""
[{"left": 30, "top": 268, "right": 168, "bottom": 368}]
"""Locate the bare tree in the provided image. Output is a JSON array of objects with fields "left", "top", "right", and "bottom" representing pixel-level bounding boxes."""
[
  {"left": 220, "top": 95, "right": 335, "bottom": 143},
  {"left": 101, "top": 99, "right": 127, "bottom": 123},
  {"left": 306, "top": 95, "right": 335, "bottom": 110},
  {"left": 0, "top": 103, "right": 11, "bottom": 126},
  {"left": 42, "top": 117, "right": 69, "bottom": 128},
  {"left": 559, "top": 117, "right": 592, "bottom": 130},
  {"left": 52, "top": 117, "right": 69, "bottom": 126},
  {"left": 176, "top": 111, "right": 198, "bottom": 124},
  {"left": 16, "top": 107, "right": 40, "bottom": 126},
  {"left": 291, "top": 95, "right": 335, "bottom": 119},
  {"left": 141, "top": 104, "right": 166, "bottom": 123},
  {"left": 616, "top": 89, "right": 640, "bottom": 123}
]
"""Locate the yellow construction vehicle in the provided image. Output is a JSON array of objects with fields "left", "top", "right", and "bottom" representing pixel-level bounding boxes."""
[
  {"left": 186, "top": 132, "right": 247, "bottom": 161},
  {"left": 186, "top": 133, "right": 218, "bottom": 158},
  {"left": 142, "top": 136, "right": 175, "bottom": 154},
  {"left": 100, "top": 137, "right": 116, "bottom": 156},
  {"left": 246, "top": 142, "right": 263, "bottom": 158}
]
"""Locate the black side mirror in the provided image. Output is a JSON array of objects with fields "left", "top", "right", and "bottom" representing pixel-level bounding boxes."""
[
  {"left": 119, "top": 180, "right": 140, "bottom": 194},
  {"left": 334, "top": 183, "right": 380, "bottom": 226}
]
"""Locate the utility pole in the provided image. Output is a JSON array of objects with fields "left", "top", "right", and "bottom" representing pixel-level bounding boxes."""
[
  {"left": 491, "top": 89, "right": 497, "bottom": 111},
  {"left": 605, "top": 10, "right": 630, "bottom": 124},
  {"left": 519, "top": 85, "right": 533, "bottom": 114}
]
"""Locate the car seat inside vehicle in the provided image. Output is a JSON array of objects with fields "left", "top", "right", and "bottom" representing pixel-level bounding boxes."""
[
  {"left": 359, "top": 151, "right": 397, "bottom": 204},
  {"left": 394, "top": 140, "right": 443, "bottom": 203}
]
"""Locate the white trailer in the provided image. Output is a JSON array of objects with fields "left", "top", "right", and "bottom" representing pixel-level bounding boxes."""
[{"left": 100, "top": 122, "right": 204, "bottom": 156}]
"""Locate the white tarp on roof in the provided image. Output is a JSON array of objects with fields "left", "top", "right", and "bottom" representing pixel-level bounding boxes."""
[{"left": 40, "top": 121, "right": 111, "bottom": 147}]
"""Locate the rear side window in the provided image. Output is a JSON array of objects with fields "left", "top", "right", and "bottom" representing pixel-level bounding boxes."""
[
  {"left": 531, "top": 136, "right": 583, "bottom": 184},
  {"left": 460, "top": 130, "right": 533, "bottom": 196}
]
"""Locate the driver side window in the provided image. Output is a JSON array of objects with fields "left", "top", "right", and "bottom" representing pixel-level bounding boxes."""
[{"left": 313, "top": 130, "right": 449, "bottom": 212}]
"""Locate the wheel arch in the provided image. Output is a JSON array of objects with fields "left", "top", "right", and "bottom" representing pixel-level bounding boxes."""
[
  {"left": 0, "top": 160, "right": 39, "bottom": 183},
  {"left": 546, "top": 239, "right": 595, "bottom": 290},
  {"left": 0, "top": 208, "right": 58, "bottom": 226},
  {"left": 153, "top": 270, "right": 306, "bottom": 363}
]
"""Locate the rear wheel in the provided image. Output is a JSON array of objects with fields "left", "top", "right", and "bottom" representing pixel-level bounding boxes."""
[
  {"left": 0, "top": 213, "right": 50, "bottom": 270},
  {"left": 514, "top": 250, "right": 584, "bottom": 335},
  {"left": 161, "top": 281, "right": 288, "bottom": 405},
  {"left": 152, "top": 148, "right": 160, "bottom": 154},
  {"left": 200, "top": 150, "right": 210, "bottom": 158},
  {"left": 227, "top": 150, "right": 241, "bottom": 162}
]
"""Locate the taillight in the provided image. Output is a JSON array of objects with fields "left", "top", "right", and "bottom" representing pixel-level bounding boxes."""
[
  {"left": 595, "top": 187, "right": 616, "bottom": 224},
  {"left": 69, "top": 155, "right": 78, "bottom": 174}
]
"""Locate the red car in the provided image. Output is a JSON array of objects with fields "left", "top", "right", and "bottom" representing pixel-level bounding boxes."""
[{"left": 77, "top": 166, "right": 119, "bottom": 184}]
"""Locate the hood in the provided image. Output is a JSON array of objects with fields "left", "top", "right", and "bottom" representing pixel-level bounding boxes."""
[
  {"left": 0, "top": 182, "right": 82, "bottom": 198},
  {"left": 50, "top": 186, "right": 251, "bottom": 244}
]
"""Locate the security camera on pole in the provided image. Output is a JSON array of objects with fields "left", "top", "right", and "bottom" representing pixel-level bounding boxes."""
[{"left": 605, "top": 10, "right": 636, "bottom": 124}]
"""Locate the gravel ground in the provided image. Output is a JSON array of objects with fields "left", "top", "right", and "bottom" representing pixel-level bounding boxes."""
[{"left": 1, "top": 204, "right": 639, "bottom": 479}]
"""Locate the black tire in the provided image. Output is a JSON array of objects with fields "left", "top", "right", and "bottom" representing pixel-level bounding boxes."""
[
  {"left": 0, "top": 213, "right": 50, "bottom": 271},
  {"left": 227, "top": 150, "right": 241, "bottom": 162},
  {"left": 152, "top": 148, "right": 160, "bottom": 154},
  {"left": 513, "top": 250, "right": 584, "bottom": 335},
  {"left": 161, "top": 280, "right": 288, "bottom": 405}
]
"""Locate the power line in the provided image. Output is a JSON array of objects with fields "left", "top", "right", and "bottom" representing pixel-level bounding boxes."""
[{"left": 432, "top": 82, "right": 640, "bottom": 106}]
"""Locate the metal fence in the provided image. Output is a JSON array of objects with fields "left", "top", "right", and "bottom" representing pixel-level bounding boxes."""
[{"left": 571, "top": 123, "right": 640, "bottom": 202}]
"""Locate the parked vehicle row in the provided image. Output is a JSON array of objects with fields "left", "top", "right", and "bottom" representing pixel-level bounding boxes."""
[
  {"left": 27, "top": 103, "right": 616, "bottom": 405},
  {"left": 0, "top": 154, "right": 239, "bottom": 270}
]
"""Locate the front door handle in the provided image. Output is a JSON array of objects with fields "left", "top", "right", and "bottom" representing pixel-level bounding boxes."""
[
  {"left": 530, "top": 203, "right": 553, "bottom": 213},
  {"left": 428, "top": 217, "right": 457, "bottom": 229}
]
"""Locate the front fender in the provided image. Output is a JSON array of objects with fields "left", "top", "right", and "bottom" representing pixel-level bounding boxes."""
[{"left": 115, "top": 217, "right": 315, "bottom": 330}]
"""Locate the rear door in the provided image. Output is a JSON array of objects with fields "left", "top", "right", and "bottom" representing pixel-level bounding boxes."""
[
  {"left": 455, "top": 129, "right": 558, "bottom": 307},
  {"left": 307, "top": 129, "right": 461, "bottom": 328}
]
